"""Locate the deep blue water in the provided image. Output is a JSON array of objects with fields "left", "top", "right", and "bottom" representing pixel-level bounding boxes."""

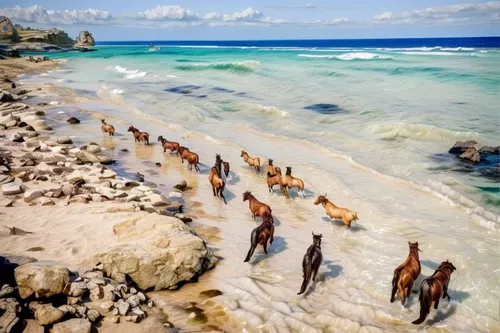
[{"left": 96, "top": 37, "right": 500, "bottom": 48}]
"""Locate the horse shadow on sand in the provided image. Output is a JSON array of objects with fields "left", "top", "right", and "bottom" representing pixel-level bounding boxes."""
[
  {"left": 302, "top": 260, "right": 344, "bottom": 297},
  {"left": 321, "top": 216, "right": 367, "bottom": 233},
  {"left": 226, "top": 172, "right": 240, "bottom": 185},
  {"left": 250, "top": 236, "right": 288, "bottom": 265}
]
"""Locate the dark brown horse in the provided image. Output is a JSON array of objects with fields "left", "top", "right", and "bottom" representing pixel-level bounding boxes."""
[
  {"left": 298, "top": 232, "right": 323, "bottom": 295},
  {"left": 412, "top": 260, "right": 457, "bottom": 325},
  {"left": 244, "top": 212, "right": 275, "bottom": 262},
  {"left": 128, "top": 126, "right": 149, "bottom": 145},
  {"left": 208, "top": 154, "right": 227, "bottom": 204},
  {"left": 101, "top": 119, "right": 115, "bottom": 136},
  {"left": 222, "top": 160, "right": 230, "bottom": 178},
  {"left": 157, "top": 135, "right": 180, "bottom": 153},
  {"left": 391, "top": 242, "right": 421, "bottom": 305}
]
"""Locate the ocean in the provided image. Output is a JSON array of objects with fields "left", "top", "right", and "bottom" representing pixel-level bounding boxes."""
[{"left": 21, "top": 37, "right": 499, "bottom": 332}]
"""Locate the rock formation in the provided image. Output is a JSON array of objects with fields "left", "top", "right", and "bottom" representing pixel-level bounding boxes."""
[{"left": 75, "top": 31, "right": 95, "bottom": 48}]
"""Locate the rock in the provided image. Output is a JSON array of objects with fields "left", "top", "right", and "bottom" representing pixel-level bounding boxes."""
[
  {"left": 129, "top": 287, "right": 138, "bottom": 295},
  {"left": 0, "top": 285, "right": 14, "bottom": 298},
  {"left": 0, "top": 226, "right": 14, "bottom": 237},
  {"left": 0, "top": 199, "right": 13, "bottom": 207},
  {"left": 57, "top": 136, "right": 73, "bottom": 145},
  {"left": 25, "top": 126, "right": 36, "bottom": 132},
  {"left": 22, "top": 319, "right": 44, "bottom": 333},
  {"left": 137, "top": 292, "right": 146, "bottom": 302},
  {"left": 35, "top": 305, "right": 65, "bottom": 325},
  {"left": 10, "top": 133, "right": 24, "bottom": 143},
  {"left": 2, "top": 183, "right": 22, "bottom": 195},
  {"left": 147, "top": 300, "right": 154, "bottom": 308},
  {"left": 168, "top": 192, "right": 182, "bottom": 198},
  {"left": 141, "top": 194, "right": 170, "bottom": 207},
  {"left": 97, "top": 215, "right": 217, "bottom": 291},
  {"left": 110, "top": 316, "right": 120, "bottom": 324},
  {"left": 24, "top": 189, "right": 44, "bottom": 203},
  {"left": 63, "top": 281, "right": 88, "bottom": 297},
  {"left": 0, "top": 297, "right": 19, "bottom": 333},
  {"left": 174, "top": 213, "right": 192, "bottom": 223},
  {"left": 478, "top": 146, "right": 500, "bottom": 155},
  {"left": 99, "top": 301, "right": 114, "bottom": 311},
  {"left": 75, "top": 31, "right": 95, "bottom": 47},
  {"left": 62, "top": 184, "right": 74, "bottom": 196},
  {"left": 38, "top": 197, "right": 55, "bottom": 206},
  {"left": 57, "top": 305, "right": 76, "bottom": 315},
  {"left": 449, "top": 140, "right": 477, "bottom": 154},
  {"left": 173, "top": 181, "right": 188, "bottom": 191},
  {"left": 67, "top": 117, "right": 80, "bottom": 124},
  {"left": 86, "top": 145, "right": 101, "bottom": 154},
  {"left": 126, "top": 295, "right": 140, "bottom": 308},
  {"left": 14, "top": 261, "right": 70, "bottom": 299},
  {"left": 51, "top": 319, "right": 91, "bottom": 333},
  {"left": 99, "top": 170, "right": 116, "bottom": 179},
  {"left": 86, "top": 309, "right": 100, "bottom": 322},
  {"left": 459, "top": 147, "right": 480, "bottom": 163},
  {"left": 76, "top": 151, "right": 113, "bottom": 165},
  {"left": 117, "top": 301, "right": 130, "bottom": 316},
  {"left": 25, "top": 139, "right": 40, "bottom": 150}
]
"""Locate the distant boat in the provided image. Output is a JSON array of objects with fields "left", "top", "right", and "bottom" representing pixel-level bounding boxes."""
[{"left": 148, "top": 44, "right": 160, "bottom": 52}]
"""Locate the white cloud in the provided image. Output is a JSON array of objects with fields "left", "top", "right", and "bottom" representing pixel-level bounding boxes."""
[
  {"left": 0, "top": 5, "right": 113, "bottom": 25},
  {"left": 223, "top": 7, "right": 263, "bottom": 21},
  {"left": 136, "top": 5, "right": 199, "bottom": 21},
  {"left": 373, "top": 1, "right": 500, "bottom": 24}
]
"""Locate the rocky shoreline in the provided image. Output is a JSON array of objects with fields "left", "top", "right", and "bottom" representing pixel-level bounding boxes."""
[{"left": 0, "top": 81, "right": 219, "bottom": 332}]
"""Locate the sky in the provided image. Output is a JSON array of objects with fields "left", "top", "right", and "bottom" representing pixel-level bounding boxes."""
[{"left": 1, "top": 1, "right": 499, "bottom": 40}]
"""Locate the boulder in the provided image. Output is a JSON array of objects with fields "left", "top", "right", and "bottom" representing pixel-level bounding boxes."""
[
  {"left": 86, "top": 145, "right": 101, "bottom": 154},
  {"left": 96, "top": 215, "right": 217, "bottom": 291},
  {"left": 0, "top": 297, "right": 19, "bottom": 333},
  {"left": 38, "top": 197, "right": 55, "bottom": 206},
  {"left": 24, "top": 189, "right": 44, "bottom": 203},
  {"left": 66, "top": 117, "right": 80, "bottom": 124},
  {"left": 140, "top": 194, "right": 170, "bottom": 207},
  {"left": 75, "top": 31, "right": 95, "bottom": 47},
  {"left": 2, "top": 183, "right": 22, "bottom": 195},
  {"left": 51, "top": 319, "right": 91, "bottom": 333},
  {"left": 14, "top": 261, "right": 70, "bottom": 299},
  {"left": 86, "top": 309, "right": 100, "bottom": 322},
  {"left": 449, "top": 140, "right": 477, "bottom": 154},
  {"left": 76, "top": 151, "right": 113, "bottom": 165},
  {"left": 10, "top": 133, "right": 24, "bottom": 143},
  {"left": 22, "top": 319, "right": 44, "bottom": 333},
  {"left": 34, "top": 305, "right": 65, "bottom": 326},
  {"left": 459, "top": 147, "right": 480, "bottom": 163},
  {"left": 57, "top": 136, "right": 73, "bottom": 145},
  {"left": 63, "top": 282, "right": 87, "bottom": 297},
  {"left": 478, "top": 146, "right": 500, "bottom": 155}
]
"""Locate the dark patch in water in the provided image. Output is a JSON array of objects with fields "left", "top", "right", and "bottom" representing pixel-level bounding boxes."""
[
  {"left": 430, "top": 153, "right": 500, "bottom": 182},
  {"left": 304, "top": 103, "right": 346, "bottom": 115},
  {"left": 195, "top": 94, "right": 208, "bottom": 99},
  {"left": 175, "top": 59, "right": 200, "bottom": 63},
  {"left": 199, "top": 289, "right": 223, "bottom": 299},
  {"left": 475, "top": 186, "right": 500, "bottom": 193},
  {"left": 211, "top": 87, "right": 235, "bottom": 93},
  {"left": 165, "top": 85, "right": 202, "bottom": 95},
  {"left": 234, "top": 92, "right": 247, "bottom": 97},
  {"left": 453, "top": 101, "right": 467, "bottom": 105}
]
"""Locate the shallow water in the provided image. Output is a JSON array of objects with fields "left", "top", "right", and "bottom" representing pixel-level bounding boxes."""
[{"left": 19, "top": 42, "right": 500, "bottom": 332}]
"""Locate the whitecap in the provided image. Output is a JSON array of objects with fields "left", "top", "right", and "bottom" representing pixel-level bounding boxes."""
[
  {"left": 298, "top": 53, "right": 393, "bottom": 61},
  {"left": 111, "top": 89, "right": 124, "bottom": 94},
  {"left": 124, "top": 71, "right": 147, "bottom": 79},
  {"left": 166, "top": 75, "right": 178, "bottom": 78},
  {"left": 256, "top": 104, "right": 290, "bottom": 117},
  {"left": 399, "top": 51, "right": 459, "bottom": 56}
]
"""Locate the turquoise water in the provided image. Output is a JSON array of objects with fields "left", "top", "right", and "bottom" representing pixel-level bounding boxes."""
[{"left": 44, "top": 45, "right": 499, "bottom": 214}]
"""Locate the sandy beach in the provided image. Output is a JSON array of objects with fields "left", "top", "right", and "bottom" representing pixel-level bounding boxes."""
[{"left": 1, "top": 52, "right": 499, "bottom": 333}]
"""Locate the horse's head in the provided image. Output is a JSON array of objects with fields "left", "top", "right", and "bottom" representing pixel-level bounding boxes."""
[
  {"left": 223, "top": 161, "right": 230, "bottom": 177},
  {"left": 440, "top": 260, "right": 457, "bottom": 273},
  {"left": 101, "top": 119, "right": 106, "bottom": 124},
  {"left": 241, "top": 151, "right": 246, "bottom": 157},
  {"left": 314, "top": 194, "right": 327, "bottom": 205},
  {"left": 268, "top": 159, "right": 273, "bottom": 166},
  {"left": 285, "top": 166, "right": 292, "bottom": 175},
  {"left": 127, "top": 126, "right": 135, "bottom": 132},
  {"left": 157, "top": 135, "right": 164, "bottom": 142},
  {"left": 243, "top": 191, "right": 252, "bottom": 202},
  {"left": 312, "top": 232, "right": 323, "bottom": 247},
  {"left": 216, "top": 154, "right": 222, "bottom": 162},
  {"left": 275, "top": 167, "right": 282, "bottom": 175},
  {"left": 409, "top": 241, "right": 422, "bottom": 252},
  {"left": 178, "top": 146, "right": 187, "bottom": 154}
]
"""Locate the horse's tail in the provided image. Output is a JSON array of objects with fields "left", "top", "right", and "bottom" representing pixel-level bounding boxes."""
[
  {"left": 352, "top": 212, "right": 359, "bottom": 221},
  {"left": 244, "top": 228, "right": 259, "bottom": 262},
  {"left": 412, "top": 279, "right": 433, "bottom": 325},
  {"left": 390, "top": 268, "right": 402, "bottom": 303},
  {"left": 298, "top": 261, "right": 312, "bottom": 295},
  {"left": 257, "top": 164, "right": 260, "bottom": 172},
  {"left": 144, "top": 133, "right": 150, "bottom": 145}
]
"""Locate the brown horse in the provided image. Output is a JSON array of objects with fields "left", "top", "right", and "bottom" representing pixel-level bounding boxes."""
[
  {"left": 157, "top": 135, "right": 180, "bottom": 153},
  {"left": 222, "top": 160, "right": 230, "bottom": 178},
  {"left": 412, "top": 260, "right": 457, "bottom": 325},
  {"left": 243, "top": 191, "right": 272, "bottom": 219},
  {"left": 101, "top": 120, "right": 115, "bottom": 136},
  {"left": 391, "top": 242, "right": 421, "bottom": 305},
  {"left": 178, "top": 146, "right": 200, "bottom": 172},
  {"left": 282, "top": 167, "right": 305, "bottom": 198},
  {"left": 314, "top": 194, "right": 358, "bottom": 229},
  {"left": 266, "top": 170, "right": 288, "bottom": 196},
  {"left": 127, "top": 126, "right": 149, "bottom": 145},
  {"left": 244, "top": 212, "right": 275, "bottom": 262},
  {"left": 241, "top": 151, "right": 260, "bottom": 173},
  {"left": 267, "top": 159, "right": 282, "bottom": 176},
  {"left": 298, "top": 232, "right": 323, "bottom": 295},
  {"left": 208, "top": 154, "right": 227, "bottom": 204}
]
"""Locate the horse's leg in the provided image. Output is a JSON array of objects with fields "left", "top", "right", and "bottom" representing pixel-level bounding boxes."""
[
  {"left": 212, "top": 186, "right": 216, "bottom": 197},
  {"left": 195, "top": 164, "right": 200, "bottom": 172},
  {"left": 406, "top": 282, "right": 414, "bottom": 304},
  {"left": 434, "top": 299, "right": 440, "bottom": 309},
  {"left": 220, "top": 190, "right": 227, "bottom": 205},
  {"left": 263, "top": 239, "right": 269, "bottom": 254},
  {"left": 442, "top": 286, "right": 450, "bottom": 301},
  {"left": 312, "top": 267, "right": 319, "bottom": 282}
]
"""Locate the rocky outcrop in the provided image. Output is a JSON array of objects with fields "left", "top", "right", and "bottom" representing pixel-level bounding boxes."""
[
  {"left": 16, "top": 28, "right": 74, "bottom": 47},
  {"left": 97, "top": 215, "right": 217, "bottom": 291},
  {"left": 459, "top": 147, "right": 480, "bottom": 163},
  {"left": 0, "top": 16, "right": 15, "bottom": 42},
  {"left": 75, "top": 31, "right": 95, "bottom": 48},
  {"left": 14, "top": 261, "right": 70, "bottom": 299},
  {"left": 449, "top": 140, "right": 477, "bottom": 154}
]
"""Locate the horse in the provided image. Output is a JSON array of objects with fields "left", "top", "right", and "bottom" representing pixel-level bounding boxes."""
[
  {"left": 241, "top": 151, "right": 260, "bottom": 173},
  {"left": 178, "top": 146, "right": 200, "bottom": 172},
  {"left": 298, "top": 232, "right": 323, "bottom": 295},
  {"left": 282, "top": 167, "right": 306, "bottom": 198},
  {"left": 267, "top": 159, "right": 282, "bottom": 176},
  {"left": 208, "top": 154, "right": 226, "bottom": 204},
  {"left": 266, "top": 170, "right": 288, "bottom": 196},
  {"left": 222, "top": 160, "right": 230, "bottom": 178},
  {"left": 391, "top": 242, "right": 422, "bottom": 305},
  {"left": 127, "top": 126, "right": 149, "bottom": 145},
  {"left": 244, "top": 212, "right": 275, "bottom": 262},
  {"left": 412, "top": 260, "right": 457, "bottom": 325},
  {"left": 157, "top": 135, "right": 180, "bottom": 154},
  {"left": 101, "top": 120, "right": 115, "bottom": 136},
  {"left": 314, "top": 194, "right": 358, "bottom": 229},
  {"left": 243, "top": 191, "right": 272, "bottom": 219}
]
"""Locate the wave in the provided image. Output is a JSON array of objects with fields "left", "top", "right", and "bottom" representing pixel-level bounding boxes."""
[
  {"left": 376, "top": 46, "right": 475, "bottom": 52},
  {"left": 298, "top": 52, "right": 393, "bottom": 61},
  {"left": 175, "top": 61, "right": 259, "bottom": 73},
  {"left": 255, "top": 104, "right": 290, "bottom": 117},
  {"left": 398, "top": 51, "right": 465, "bottom": 56},
  {"left": 108, "top": 65, "right": 147, "bottom": 79},
  {"left": 124, "top": 72, "right": 147, "bottom": 79}
]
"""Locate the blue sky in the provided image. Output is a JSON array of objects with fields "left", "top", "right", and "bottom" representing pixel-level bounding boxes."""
[{"left": 1, "top": 1, "right": 499, "bottom": 40}]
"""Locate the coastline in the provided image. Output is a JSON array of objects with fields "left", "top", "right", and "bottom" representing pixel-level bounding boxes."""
[
  {"left": 1, "top": 54, "right": 499, "bottom": 333},
  {"left": 0, "top": 57, "right": 59, "bottom": 89}
]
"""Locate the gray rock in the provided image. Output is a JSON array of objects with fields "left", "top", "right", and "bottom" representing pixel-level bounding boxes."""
[
  {"left": 63, "top": 281, "right": 88, "bottom": 297},
  {"left": 67, "top": 117, "right": 80, "bottom": 124},
  {"left": 75, "top": 31, "right": 96, "bottom": 47},
  {"left": 57, "top": 136, "right": 73, "bottom": 144},
  {"left": 126, "top": 295, "right": 140, "bottom": 308},
  {"left": 24, "top": 189, "right": 44, "bottom": 203},
  {"left": 34, "top": 305, "right": 65, "bottom": 325},
  {"left": 478, "top": 146, "right": 500, "bottom": 155},
  {"left": 14, "top": 261, "right": 70, "bottom": 299},
  {"left": 147, "top": 300, "right": 154, "bottom": 308},
  {"left": 129, "top": 287, "right": 137, "bottom": 295},
  {"left": 86, "top": 145, "right": 101, "bottom": 154},
  {"left": 10, "top": 133, "right": 24, "bottom": 143},
  {"left": 57, "top": 305, "right": 76, "bottom": 315},
  {"left": 76, "top": 151, "right": 113, "bottom": 165},
  {"left": 117, "top": 300, "right": 130, "bottom": 316},
  {"left": 99, "top": 301, "right": 114, "bottom": 311},
  {"left": 173, "top": 180, "right": 188, "bottom": 191},
  {"left": 51, "top": 319, "right": 91, "bottom": 333},
  {"left": 86, "top": 309, "right": 100, "bottom": 322},
  {"left": 2, "top": 183, "right": 22, "bottom": 195}
]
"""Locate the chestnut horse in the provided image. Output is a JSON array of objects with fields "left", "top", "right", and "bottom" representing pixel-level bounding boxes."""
[
  {"left": 244, "top": 212, "right": 275, "bottom": 262},
  {"left": 266, "top": 170, "right": 288, "bottom": 196},
  {"left": 267, "top": 159, "right": 281, "bottom": 176},
  {"left": 101, "top": 120, "right": 115, "bottom": 136},
  {"left": 241, "top": 151, "right": 260, "bottom": 173},
  {"left": 391, "top": 242, "right": 421, "bottom": 305},
  {"left": 412, "top": 260, "right": 457, "bottom": 325},
  {"left": 243, "top": 191, "right": 272, "bottom": 219},
  {"left": 178, "top": 146, "right": 200, "bottom": 172},
  {"left": 298, "top": 232, "right": 323, "bottom": 295},
  {"left": 127, "top": 126, "right": 149, "bottom": 145},
  {"left": 157, "top": 135, "right": 180, "bottom": 153},
  {"left": 208, "top": 154, "right": 226, "bottom": 204},
  {"left": 282, "top": 167, "right": 305, "bottom": 198},
  {"left": 314, "top": 194, "right": 358, "bottom": 229}
]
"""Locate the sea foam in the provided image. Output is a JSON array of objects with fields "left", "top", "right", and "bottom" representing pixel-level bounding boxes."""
[{"left": 298, "top": 53, "right": 393, "bottom": 60}]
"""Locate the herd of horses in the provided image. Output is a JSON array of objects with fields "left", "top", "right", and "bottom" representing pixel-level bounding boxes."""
[{"left": 102, "top": 120, "right": 458, "bottom": 326}]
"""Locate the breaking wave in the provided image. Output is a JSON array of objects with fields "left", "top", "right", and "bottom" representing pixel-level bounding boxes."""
[
  {"left": 298, "top": 53, "right": 393, "bottom": 61},
  {"left": 175, "top": 61, "right": 260, "bottom": 73}
]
